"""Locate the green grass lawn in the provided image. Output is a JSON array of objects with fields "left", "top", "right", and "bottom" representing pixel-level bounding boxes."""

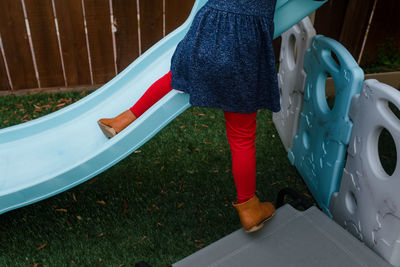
[{"left": 0, "top": 91, "right": 311, "bottom": 266}]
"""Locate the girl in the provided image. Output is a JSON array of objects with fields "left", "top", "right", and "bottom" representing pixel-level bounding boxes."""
[{"left": 98, "top": 0, "right": 279, "bottom": 233}]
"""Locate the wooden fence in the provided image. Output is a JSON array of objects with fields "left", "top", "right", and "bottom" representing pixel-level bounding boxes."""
[
  {"left": 0, "top": 0, "right": 195, "bottom": 92},
  {"left": 314, "top": 0, "right": 400, "bottom": 66},
  {"left": 0, "top": 0, "right": 399, "bottom": 93}
]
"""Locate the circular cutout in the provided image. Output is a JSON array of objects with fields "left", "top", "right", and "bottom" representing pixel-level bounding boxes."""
[
  {"left": 345, "top": 191, "right": 358, "bottom": 214},
  {"left": 378, "top": 128, "right": 397, "bottom": 176},
  {"left": 325, "top": 73, "right": 335, "bottom": 110}
]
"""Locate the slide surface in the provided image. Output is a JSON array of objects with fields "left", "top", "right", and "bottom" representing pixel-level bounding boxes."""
[{"left": 0, "top": 0, "right": 326, "bottom": 215}]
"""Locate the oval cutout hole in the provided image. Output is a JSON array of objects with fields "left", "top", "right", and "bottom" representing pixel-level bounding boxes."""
[
  {"left": 331, "top": 50, "right": 341, "bottom": 69},
  {"left": 389, "top": 101, "right": 400, "bottom": 121},
  {"left": 325, "top": 73, "right": 335, "bottom": 110},
  {"left": 378, "top": 128, "right": 397, "bottom": 176}
]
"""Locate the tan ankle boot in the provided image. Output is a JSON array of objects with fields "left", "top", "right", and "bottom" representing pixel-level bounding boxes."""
[
  {"left": 98, "top": 110, "right": 137, "bottom": 138},
  {"left": 233, "top": 195, "right": 275, "bottom": 233}
]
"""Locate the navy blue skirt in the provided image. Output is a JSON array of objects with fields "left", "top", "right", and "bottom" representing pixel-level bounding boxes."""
[{"left": 171, "top": 0, "right": 280, "bottom": 113}]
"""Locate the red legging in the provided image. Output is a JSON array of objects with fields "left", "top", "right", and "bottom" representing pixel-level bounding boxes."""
[
  {"left": 130, "top": 72, "right": 256, "bottom": 203},
  {"left": 130, "top": 71, "right": 173, "bottom": 117},
  {"left": 224, "top": 111, "right": 257, "bottom": 203}
]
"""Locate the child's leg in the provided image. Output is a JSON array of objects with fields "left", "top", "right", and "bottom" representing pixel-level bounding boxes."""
[
  {"left": 225, "top": 111, "right": 275, "bottom": 233},
  {"left": 130, "top": 71, "right": 172, "bottom": 117},
  {"left": 98, "top": 71, "right": 173, "bottom": 138},
  {"left": 224, "top": 111, "right": 257, "bottom": 204}
]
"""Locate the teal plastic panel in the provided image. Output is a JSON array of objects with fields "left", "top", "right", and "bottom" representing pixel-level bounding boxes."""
[
  {"left": 0, "top": 0, "right": 327, "bottom": 215},
  {"left": 288, "top": 35, "right": 364, "bottom": 216}
]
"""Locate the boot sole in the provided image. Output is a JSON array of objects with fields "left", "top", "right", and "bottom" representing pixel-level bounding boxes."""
[
  {"left": 98, "top": 121, "right": 117, "bottom": 138},
  {"left": 245, "top": 212, "right": 275, "bottom": 233}
]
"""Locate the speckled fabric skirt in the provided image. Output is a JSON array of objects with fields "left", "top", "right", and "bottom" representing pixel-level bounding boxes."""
[{"left": 171, "top": 0, "right": 280, "bottom": 113}]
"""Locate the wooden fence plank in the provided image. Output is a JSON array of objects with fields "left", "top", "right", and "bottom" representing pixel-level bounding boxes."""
[
  {"left": 0, "top": 49, "right": 11, "bottom": 91},
  {"left": 54, "top": 0, "right": 91, "bottom": 86},
  {"left": 84, "top": 0, "right": 115, "bottom": 84},
  {"left": 338, "top": 0, "right": 375, "bottom": 59},
  {"left": 0, "top": 0, "right": 37, "bottom": 90},
  {"left": 140, "top": 0, "right": 163, "bottom": 53},
  {"left": 360, "top": 0, "right": 400, "bottom": 66},
  {"left": 113, "top": 0, "right": 139, "bottom": 73},
  {"left": 314, "top": 0, "right": 348, "bottom": 41},
  {"left": 24, "top": 0, "right": 65, "bottom": 87},
  {"left": 165, "top": 0, "right": 195, "bottom": 35}
]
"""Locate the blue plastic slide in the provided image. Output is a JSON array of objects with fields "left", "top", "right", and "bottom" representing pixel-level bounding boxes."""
[{"left": 0, "top": 0, "right": 326, "bottom": 215}]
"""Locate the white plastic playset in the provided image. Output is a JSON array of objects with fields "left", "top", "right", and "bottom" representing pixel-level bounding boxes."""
[{"left": 275, "top": 17, "right": 400, "bottom": 266}]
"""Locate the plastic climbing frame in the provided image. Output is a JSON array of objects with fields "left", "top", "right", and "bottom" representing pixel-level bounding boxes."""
[
  {"left": 331, "top": 79, "right": 400, "bottom": 266},
  {"left": 273, "top": 17, "right": 316, "bottom": 151},
  {"left": 288, "top": 35, "right": 364, "bottom": 216}
]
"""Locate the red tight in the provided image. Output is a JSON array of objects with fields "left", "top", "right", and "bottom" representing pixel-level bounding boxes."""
[
  {"left": 224, "top": 111, "right": 257, "bottom": 203},
  {"left": 130, "top": 71, "right": 173, "bottom": 117},
  {"left": 130, "top": 72, "right": 257, "bottom": 203}
]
